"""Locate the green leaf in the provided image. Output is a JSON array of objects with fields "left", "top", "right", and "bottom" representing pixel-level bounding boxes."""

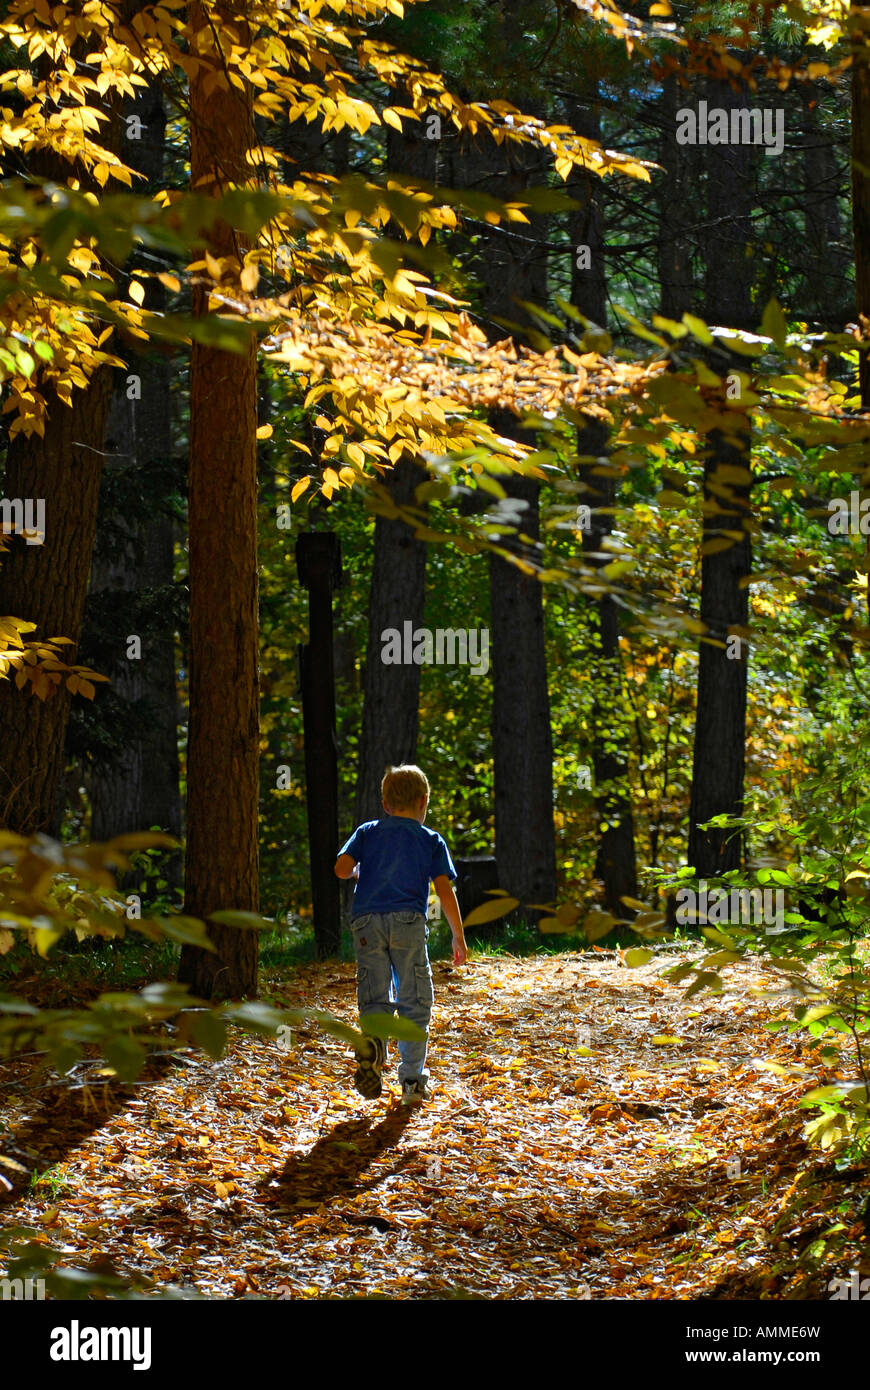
[
  {"left": 103, "top": 1035, "right": 147, "bottom": 1083},
  {"left": 584, "top": 910, "right": 615, "bottom": 942},
  {"left": 360, "top": 1012, "right": 425, "bottom": 1043},
  {"left": 190, "top": 1010, "right": 228, "bottom": 1060},
  {"left": 682, "top": 313, "right": 713, "bottom": 344},
  {"left": 208, "top": 910, "right": 274, "bottom": 930},
  {"left": 463, "top": 897, "right": 519, "bottom": 927},
  {"left": 103, "top": 832, "right": 179, "bottom": 853},
  {"left": 50, "top": 1041, "right": 82, "bottom": 1076},
  {"left": 761, "top": 297, "right": 787, "bottom": 350},
  {"left": 538, "top": 916, "right": 579, "bottom": 934},
  {"left": 624, "top": 947, "right": 653, "bottom": 967},
  {"left": 152, "top": 915, "right": 216, "bottom": 950},
  {"left": 224, "top": 1000, "right": 289, "bottom": 1034}
]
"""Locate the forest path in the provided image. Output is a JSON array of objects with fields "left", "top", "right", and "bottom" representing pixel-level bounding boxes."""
[{"left": 5, "top": 952, "right": 831, "bottom": 1299}]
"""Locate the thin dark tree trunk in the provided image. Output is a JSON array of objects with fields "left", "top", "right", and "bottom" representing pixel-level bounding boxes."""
[
  {"left": 86, "top": 78, "right": 182, "bottom": 887},
  {"left": 853, "top": 1, "right": 870, "bottom": 407},
  {"left": 298, "top": 533, "right": 342, "bottom": 956},
  {"left": 801, "top": 79, "right": 850, "bottom": 329},
  {"left": 687, "top": 73, "right": 754, "bottom": 880},
  {"left": 0, "top": 53, "right": 122, "bottom": 835},
  {"left": 568, "top": 92, "right": 638, "bottom": 914},
  {"left": 453, "top": 122, "right": 556, "bottom": 909},
  {"left": 177, "top": 1, "right": 259, "bottom": 1000},
  {"left": 0, "top": 375, "right": 113, "bottom": 834},
  {"left": 352, "top": 105, "right": 432, "bottom": 828},
  {"left": 852, "top": 0, "right": 870, "bottom": 618},
  {"left": 658, "top": 73, "right": 697, "bottom": 320},
  {"left": 354, "top": 457, "right": 428, "bottom": 825}
]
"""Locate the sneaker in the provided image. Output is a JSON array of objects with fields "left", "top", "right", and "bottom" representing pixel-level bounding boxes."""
[
  {"left": 353, "top": 1035, "right": 387, "bottom": 1099},
  {"left": 401, "top": 1078, "right": 429, "bottom": 1106}
]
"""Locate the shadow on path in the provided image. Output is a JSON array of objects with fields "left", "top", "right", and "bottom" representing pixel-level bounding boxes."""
[{"left": 261, "top": 1104, "right": 416, "bottom": 1215}]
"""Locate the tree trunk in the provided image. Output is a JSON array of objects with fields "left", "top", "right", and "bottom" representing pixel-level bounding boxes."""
[
  {"left": 657, "top": 72, "right": 697, "bottom": 320},
  {"left": 85, "top": 78, "right": 182, "bottom": 889},
  {"left": 802, "top": 79, "right": 850, "bottom": 329},
  {"left": 0, "top": 45, "right": 124, "bottom": 835},
  {"left": 177, "top": 1, "right": 259, "bottom": 1000},
  {"left": 568, "top": 92, "right": 638, "bottom": 914},
  {"left": 0, "top": 375, "right": 113, "bottom": 834},
  {"left": 488, "top": 465, "right": 557, "bottom": 908},
  {"left": 297, "top": 532, "right": 342, "bottom": 957},
  {"left": 687, "top": 73, "right": 754, "bottom": 880},
  {"left": 453, "top": 120, "right": 557, "bottom": 911},
  {"left": 354, "top": 457, "right": 428, "bottom": 825},
  {"left": 852, "top": 1, "right": 870, "bottom": 618},
  {"left": 352, "top": 108, "right": 432, "bottom": 828}
]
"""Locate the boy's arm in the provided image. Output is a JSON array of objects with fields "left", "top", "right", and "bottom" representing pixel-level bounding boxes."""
[
  {"left": 334, "top": 853, "right": 358, "bottom": 880},
  {"left": 433, "top": 874, "right": 467, "bottom": 965}
]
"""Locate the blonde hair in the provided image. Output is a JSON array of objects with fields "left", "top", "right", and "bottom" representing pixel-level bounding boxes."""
[{"left": 381, "top": 764, "right": 430, "bottom": 813}]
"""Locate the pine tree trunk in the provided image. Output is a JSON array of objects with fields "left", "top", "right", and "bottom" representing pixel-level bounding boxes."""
[
  {"left": 354, "top": 457, "right": 427, "bottom": 825},
  {"left": 852, "top": 0, "right": 870, "bottom": 618},
  {"left": 86, "top": 79, "right": 182, "bottom": 888},
  {"left": 177, "top": 1, "right": 259, "bottom": 1000},
  {"left": 853, "top": 1, "right": 870, "bottom": 406},
  {"left": 0, "top": 50, "right": 122, "bottom": 835},
  {"left": 568, "top": 92, "right": 638, "bottom": 914},
  {"left": 658, "top": 73, "right": 697, "bottom": 320},
  {"left": 0, "top": 373, "right": 113, "bottom": 833},
  {"left": 455, "top": 123, "right": 556, "bottom": 910},
  {"left": 352, "top": 106, "right": 432, "bottom": 828},
  {"left": 801, "top": 80, "right": 849, "bottom": 329},
  {"left": 687, "top": 73, "right": 754, "bottom": 880}
]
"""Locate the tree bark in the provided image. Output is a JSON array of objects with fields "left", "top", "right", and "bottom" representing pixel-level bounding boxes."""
[
  {"left": 352, "top": 105, "right": 432, "bottom": 828},
  {"left": 0, "top": 45, "right": 123, "bottom": 835},
  {"left": 0, "top": 374, "right": 113, "bottom": 834},
  {"left": 354, "top": 457, "right": 428, "bottom": 825},
  {"left": 851, "top": 1, "right": 870, "bottom": 618},
  {"left": 452, "top": 120, "right": 557, "bottom": 911},
  {"left": 801, "top": 79, "right": 850, "bottom": 329},
  {"left": 84, "top": 78, "right": 182, "bottom": 888},
  {"left": 657, "top": 73, "right": 697, "bottom": 320},
  {"left": 568, "top": 92, "right": 638, "bottom": 914},
  {"left": 297, "top": 532, "right": 342, "bottom": 957},
  {"left": 177, "top": 1, "right": 259, "bottom": 1000},
  {"left": 687, "top": 72, "right": 754, "bottom": 881}
]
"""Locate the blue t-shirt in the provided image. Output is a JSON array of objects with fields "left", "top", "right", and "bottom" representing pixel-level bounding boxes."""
[{"left": 338, "top": 817, "right": 456, "bottom": 919}]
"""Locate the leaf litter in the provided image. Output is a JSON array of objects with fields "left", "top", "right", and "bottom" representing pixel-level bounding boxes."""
[{"left": 1, "top": 950, "right": 866, "bottom": 1299}]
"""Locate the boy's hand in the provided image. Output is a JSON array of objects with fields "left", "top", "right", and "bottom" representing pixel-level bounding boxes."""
[{"left": 434, "top": 876, "right": 467, "bottom": 965}]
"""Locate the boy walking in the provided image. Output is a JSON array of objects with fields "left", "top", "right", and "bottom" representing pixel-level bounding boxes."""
[{"left": 334, "top": 765, "right": 467, "bottom": 1105}]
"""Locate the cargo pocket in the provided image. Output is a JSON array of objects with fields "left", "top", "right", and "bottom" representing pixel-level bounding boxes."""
[
  {"left": 357, "top": 965, "right": 377, "bottom": 1008},
  {"left": 414, "top": 964, "right": 434, "bottom": 1007}
]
